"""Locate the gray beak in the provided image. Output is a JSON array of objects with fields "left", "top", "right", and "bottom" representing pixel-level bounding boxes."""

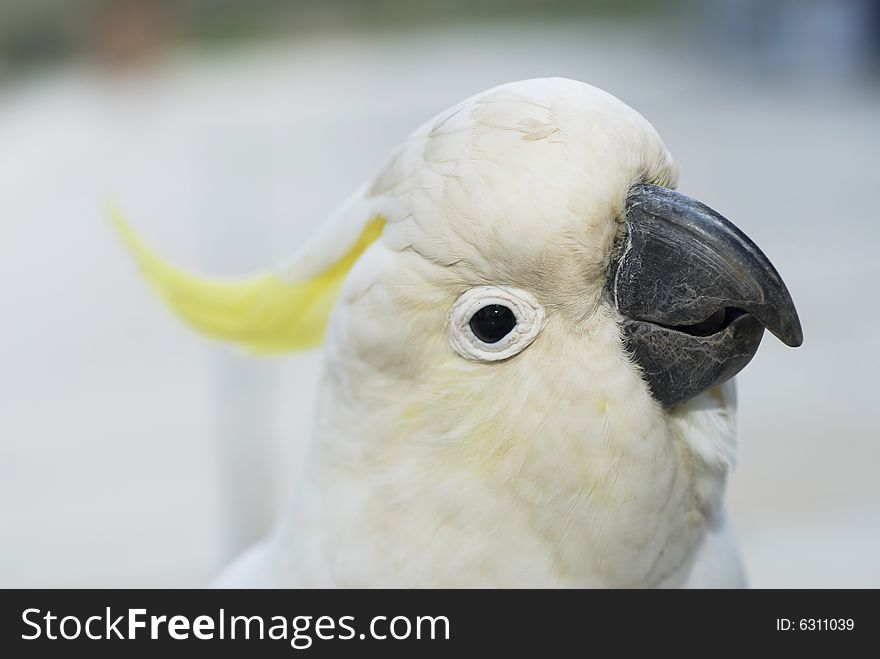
[{"left": 606, "top": 184, "right": 803, "bottom": 408}]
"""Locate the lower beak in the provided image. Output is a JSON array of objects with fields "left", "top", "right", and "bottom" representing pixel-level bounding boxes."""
[{"left": 606, "top": 184, "right": 803, "bottom": 408}]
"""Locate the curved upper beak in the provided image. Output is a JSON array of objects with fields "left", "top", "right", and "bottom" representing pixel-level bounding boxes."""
[{"left": 606, "top": 183, "right": 803, "bottom": 408}]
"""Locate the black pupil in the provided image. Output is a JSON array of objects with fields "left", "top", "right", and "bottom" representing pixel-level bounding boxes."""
[{"left": 469, "top": 305, "right": 517, "bottom": 343}]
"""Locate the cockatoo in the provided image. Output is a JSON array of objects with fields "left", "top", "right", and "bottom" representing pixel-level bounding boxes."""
[{"left": 115, "top": 77, "right": 802, "bottom": 587}]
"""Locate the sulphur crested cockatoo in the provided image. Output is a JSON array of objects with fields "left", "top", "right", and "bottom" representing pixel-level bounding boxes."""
[{"left": 115, "top": 77, "right": 802, "bottom": 587}]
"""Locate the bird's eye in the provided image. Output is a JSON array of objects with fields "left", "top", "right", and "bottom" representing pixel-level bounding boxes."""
[
  {"left": 469, "top": 304, "right": 517, "bottom": 343},
  {"left": 450, "top": 286, "right": 545, "bottom": 362}
]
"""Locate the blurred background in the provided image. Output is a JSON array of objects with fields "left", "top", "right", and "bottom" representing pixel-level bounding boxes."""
[{"left": 1, "top": 0, "right": 878, "bottom": 587}]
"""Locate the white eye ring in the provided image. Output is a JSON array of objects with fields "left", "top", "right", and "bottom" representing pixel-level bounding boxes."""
[{"left": 449, "top": 286, "right": 546, "bottom": 362}]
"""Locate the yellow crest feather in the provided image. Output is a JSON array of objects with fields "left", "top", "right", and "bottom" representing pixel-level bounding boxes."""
[{"left": 111, "top": 207, "right": 385, "bottom": 354}]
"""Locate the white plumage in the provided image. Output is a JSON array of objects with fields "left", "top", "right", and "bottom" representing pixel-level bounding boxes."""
[{"left": 219, "top": 78, "right": 744, "bottom": 587}]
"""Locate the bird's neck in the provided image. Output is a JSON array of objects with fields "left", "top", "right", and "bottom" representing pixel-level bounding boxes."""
[{"left": 282, "top": 361, "right": 731, "bottom": 587}]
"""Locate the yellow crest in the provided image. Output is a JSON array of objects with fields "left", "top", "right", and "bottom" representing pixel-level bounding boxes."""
[{"left": 112, "top": 208, "right": 385, "bottom": 354}]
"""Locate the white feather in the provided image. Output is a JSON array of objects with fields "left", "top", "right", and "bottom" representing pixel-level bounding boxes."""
[{"left": 217, "top": 78, "right": 743, "bottom": 588}]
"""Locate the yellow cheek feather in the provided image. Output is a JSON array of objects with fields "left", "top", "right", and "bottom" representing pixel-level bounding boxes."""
[{"left": 111, "top": 208, "right": 385, "bottom": 354}]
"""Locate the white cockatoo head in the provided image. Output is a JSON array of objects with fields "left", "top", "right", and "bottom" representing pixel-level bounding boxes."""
[{"left": 117, "top": 78, "right": 801, "bottom": 586}]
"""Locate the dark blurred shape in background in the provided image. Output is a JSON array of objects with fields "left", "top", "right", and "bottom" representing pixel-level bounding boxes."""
[
  {"left": 89, "top": 0, "right": 172, "bottom": 70},
  {"left": 704, "top": 0, "right": 880, "bottom": 78},
  {"left": 2, "top": 1, "right": 879, "bottom": 81}
]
